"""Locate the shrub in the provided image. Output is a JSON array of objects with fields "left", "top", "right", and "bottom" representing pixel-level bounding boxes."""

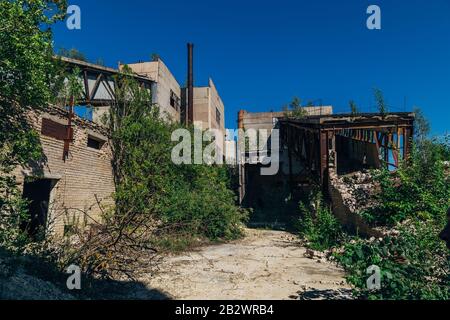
[
  {"left": 109, "top": 69, "right": 247, "bottom": 247},
  {"left": 0, "top": 175, "right": 30, "bottom": 251},
  {"left": 1, "top": 0, "right": 66, "bottom": 251},
  {"left": 296, "top": 191, "right": 343, "bottom": 251},
  {"left": 361, "top": 137, "right": 449, "bottom": 226},
  {"left": 337, "top": 135, "right": 449, "bottom": 300},
  {"left": 336, "top": 220, "right": 449, "bottom": 300}
]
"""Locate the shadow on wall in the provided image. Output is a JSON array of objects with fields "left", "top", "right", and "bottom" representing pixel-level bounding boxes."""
[
  {"left": 0, "top": 247, "right": 170, "bottom": 300},
  {"left": 242, "top": 164, "right": 315, "bottom": 230}
]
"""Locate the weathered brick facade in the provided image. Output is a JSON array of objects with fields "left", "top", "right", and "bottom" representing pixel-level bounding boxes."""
[{"left": 13, "top": 106, "right": 115, "bottom": 237}]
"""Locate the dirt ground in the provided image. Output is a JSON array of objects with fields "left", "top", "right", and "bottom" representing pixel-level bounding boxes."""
[{"left": 141, "top": 229, "right": 352, "bottom": 300}]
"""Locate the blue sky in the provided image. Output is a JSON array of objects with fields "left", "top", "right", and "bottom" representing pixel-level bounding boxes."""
[{"left": 53, "top": 0, "right": 450, "bottom": 134}]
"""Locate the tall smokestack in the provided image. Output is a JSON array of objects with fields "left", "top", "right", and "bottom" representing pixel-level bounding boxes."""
[{"left": 187, "top": 43, "right": 194, "bottom": 124}]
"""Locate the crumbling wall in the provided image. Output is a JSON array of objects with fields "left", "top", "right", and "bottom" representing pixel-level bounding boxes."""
[
  {"left": 328, "top": 168, "right": 382, "bottom": 238},
  {"left": 13, "top": 106, "right": 115, "bottom": 237}
]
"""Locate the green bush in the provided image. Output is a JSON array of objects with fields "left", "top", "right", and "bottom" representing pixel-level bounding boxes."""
[
  {"left": 361, "top": 137, "right": 449, "bottom": 227},
  {"left": 109, "top": 70, "right": 247, "bottom": 248},
  {"left": 336, "top": 220, "right": 449, "bottom": 300},
  {"left": 1, "top": 0, "right": 67, "bottom": 252},
  {"left": 296, "top": 191, "right": 343, "bottom": 251},
  {"left": 337, "top": 136, "right": 449, "bottom": 300},
  {"left": 0, "top": 175, "right": 31, "bottom": 251}
]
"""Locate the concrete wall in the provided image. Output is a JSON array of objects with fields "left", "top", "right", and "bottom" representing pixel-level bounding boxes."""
[
  {"left": 193, "top": 80, "right": 225, "bottom": 131},
  {"left": 336, "top": 135, "right": 381, "bottom": 174},
  {"left": 328, "top": 168, "right": 382, "bottom": 238},
  {"left": 13, "top": 106, "right": 115, "bottom": 237},
  {"left": 126, "top": 59, "right": 182, "bottom": 123},
  {"left": 208, "top": 79, "right": 225, "bottom": 132},
  {"left": 238, "top": 106, "right": 333, "bottom": 211},
  {"left": 193, "top": 86, "right": 210, "bottom": 129},
  {"left": 192, "top": 79, "right": 226, "bottom": 157},
  {"left": 239, "top": 106, "right": 333, "bottom": 131}
]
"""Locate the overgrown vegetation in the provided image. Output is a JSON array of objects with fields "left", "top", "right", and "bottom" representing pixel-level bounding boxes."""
[
  {"left": 373, "top": 88, "right": 387, "bottom": 116},
  {"left": 337, "top": 221, "right": 449, "bottom": 300},
  {"left": 58, "top": 47, "right": 88, "bottom": 62},
  {"left": 295, "top": 103, "right": 449, "bottom": 300},
  {"left": 1, "top": 0, "right": 245, "bottom": 292},
  {"left": 295, "top": 189, "right": 343, "bottom": 251},
  {"left": 360, "top": 141, "right": 449, "bottom": 226},
  {"left": 0, "top": 0, "right": 67, "bottom": 250},
  {"left": 338, "top": 127, "right": 449, "bottom": 299},
  {"left": 61, "top": 68, "right": 247, "bottom": 279},
  {"left": 109, "top": 68, "right": 246, "bottom": 244},
  {"left": 349, "top": 100, "right": 359, "bottom": 116},
  {"left": 283, "top": 97, "right": 308, "bottom": 119}
]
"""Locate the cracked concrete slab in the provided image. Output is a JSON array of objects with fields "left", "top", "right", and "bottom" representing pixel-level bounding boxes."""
[{"left": 140, "top": 229, "right": 351, "bottom": 300}]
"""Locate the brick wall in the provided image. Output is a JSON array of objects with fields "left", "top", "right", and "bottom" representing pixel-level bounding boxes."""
[{"left": 13, "top": 106, "right": 115, "bottom": 237}]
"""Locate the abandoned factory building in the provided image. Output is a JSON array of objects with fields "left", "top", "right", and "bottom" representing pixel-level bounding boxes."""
[
  {"left": 14, "top": 50, "right": 228, "bottom": 237},
  {"left": 238, "top": 108, "right": 415, "bottom": 233},
  {"left": 12, "top": 47, "right": 416, "bottom": 239}
]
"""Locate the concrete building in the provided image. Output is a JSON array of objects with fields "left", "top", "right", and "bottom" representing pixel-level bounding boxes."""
[
  {"left": 123, "top": 59, "right": 182, "bottom": 122},
  {"left": 237, "top": 107, "right": 334, "bottom": 225},
  {"left": 124, "top": 59, "right": 226, "bottom": 137},
  {"left": 12, "top": 58, "right": 154, "bottom": 237},
  {"left": 125, "top": 59, "right": 227, "bottom": 156},
  {"left": 190, "top": 79, "right": 226, "bottom": 156},
  {"left": 238, "top": 107, "right": 415, "bottom": 232},
  {"left": 191, "top": 79, "right": 225, "bottom": 133}
]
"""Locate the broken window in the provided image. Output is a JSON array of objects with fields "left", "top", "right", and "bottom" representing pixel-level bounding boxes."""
[
  {"left": 87, "top": 135, "right": 104, "bottom": 150},
  {"left": 216, "top": 108, "right": 221, "bottom": 125},
  {"left": 170, "top": 90, "right": 180, "bottom": 111}
]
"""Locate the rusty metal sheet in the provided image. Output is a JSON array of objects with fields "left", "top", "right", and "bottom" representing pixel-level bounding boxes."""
[{"left": 41, "top": 118, "right": 69, "bottom": 141}]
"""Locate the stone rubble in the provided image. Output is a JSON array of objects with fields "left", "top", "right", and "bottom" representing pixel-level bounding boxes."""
[{"left": 332, "top": 170, "right": 378, "bottom": 214}]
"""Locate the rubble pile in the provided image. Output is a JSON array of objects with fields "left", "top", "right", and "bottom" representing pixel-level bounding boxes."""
[{"left": 332, "top": 170, "right": 378, "bottom": 214}]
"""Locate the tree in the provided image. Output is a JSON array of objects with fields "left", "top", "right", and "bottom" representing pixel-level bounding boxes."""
[
  {"left": 349, "top": 100, "right": 359, "bottom": 116},
  {"left": 413, "top": 107, "right": 430, "bottom": 145},
  {"left": 284, "top": 96, "right": 307, "bottom": 119},
  {"left": 290, "top": 97, "right": 301, "bottom": 109},
  {"left": 373, "top": 88, "right": 387, "bottom": 117},
  {"left": 151, "top": 53, "right": 160, "bottom": 62},
  {"left": 0, "top": 0, "right": 67, "bottom": 168},
  {"left": 108, "top": 67, "right": 246, "bottom": 241},
  {"left": 0, "top": 0, "right": 67, "bottom": 248},
  {"left": 58, "top": 47, "right": 88, "bottom": 62}
]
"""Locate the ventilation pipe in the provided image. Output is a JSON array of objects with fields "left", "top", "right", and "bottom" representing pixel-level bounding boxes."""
[{"left": 187, "top": 43, "right": 194, "bottom": 124}]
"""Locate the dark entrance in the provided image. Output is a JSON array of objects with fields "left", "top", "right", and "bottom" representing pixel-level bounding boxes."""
[{"left": 21, "top": 179, "right": 54, "bottom": 239}]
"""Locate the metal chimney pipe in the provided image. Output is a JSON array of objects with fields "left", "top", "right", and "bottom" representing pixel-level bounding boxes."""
[{"left": 187, "top": 43, "right": 194, "bottom": 124}]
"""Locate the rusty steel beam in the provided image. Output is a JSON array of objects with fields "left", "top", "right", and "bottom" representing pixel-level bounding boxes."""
[
  {"left": 404, "top": 128, "right": 413, "bottom": 160},
  {"left": 63, "top": 95, "right": 75, "bottom": 161},
  {"left": 320, "top": 131, "right": 328, "bottom": 185}
]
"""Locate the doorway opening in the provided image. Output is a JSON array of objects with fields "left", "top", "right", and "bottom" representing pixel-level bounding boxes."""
[{"left": 21, "top": 178, "right": 56, "bottom": 240}]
